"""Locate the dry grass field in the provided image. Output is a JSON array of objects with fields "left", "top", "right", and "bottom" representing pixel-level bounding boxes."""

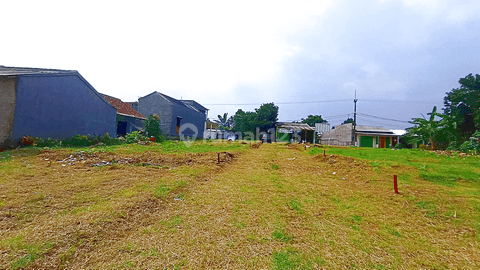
[{"left": 0, "top": 141, "right": 479, "bottom": 269}]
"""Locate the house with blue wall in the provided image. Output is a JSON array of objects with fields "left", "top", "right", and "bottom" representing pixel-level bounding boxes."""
[
  {"left": 101, "top": 94, "right": 146, "bottom": 136},
  {"left": 0, "top": 66, "right": 117, "bottom": 147},
  {"left": 132, "top": 92, "right": 207, "bottom": 138}
]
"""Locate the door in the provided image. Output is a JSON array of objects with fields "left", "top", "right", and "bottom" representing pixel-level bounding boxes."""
[{"left": 379, "top": 137, "right": 386, "bottom": 148}]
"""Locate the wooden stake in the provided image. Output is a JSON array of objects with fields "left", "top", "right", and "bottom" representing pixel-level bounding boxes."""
[{"left": 394, "top": 175, "right": 399, "bottom": 194}]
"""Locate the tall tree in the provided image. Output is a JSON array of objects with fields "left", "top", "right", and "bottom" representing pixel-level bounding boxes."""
[
  {"left": 444, "top": 73, "right": 480, "bottom": 141},
  {"left": 255, "top": 103, "right": 279, "bottom": 130},
  {"left": 301, "top": 115, "right": 326, "bottom": 126},
  {"left": 232, "top": 103, "right": 279, "bottom": 133}
]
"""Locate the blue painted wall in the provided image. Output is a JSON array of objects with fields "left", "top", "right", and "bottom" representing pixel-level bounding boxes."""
[
  {"left": 171, "top": 102, "right": 206, "bottom": 137},
  {"left": 11, "top": 74, "right": 117, "bottom": 140}
]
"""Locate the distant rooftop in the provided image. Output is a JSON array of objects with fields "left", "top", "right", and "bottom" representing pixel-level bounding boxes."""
[
  {"left": 0, "top": 65, "right": 77, "bottom": 76},
  {"left": 102, "top": 94, "right": 146, "bottom": 120},
  {"left": 277, "top": 122, "right": 315, "bottom": 131}
]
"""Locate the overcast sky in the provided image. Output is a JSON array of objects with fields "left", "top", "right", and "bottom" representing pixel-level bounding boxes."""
[{"left": 2, "top": 0, "right": 480, "bottom": 129}]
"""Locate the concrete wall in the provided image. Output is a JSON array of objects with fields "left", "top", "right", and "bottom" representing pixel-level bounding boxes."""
[
  {"left": 137, "top": 93, "right": 172, "bottom": 134},
  {"left": 171, "top": 102, "right": 206, "bottom": 137},
  {"left": 0, "top": 77, "right": 17, "bottom": 146},
  {"left": 11, "top": 75, "right": 117, "bottom": 140},
  {"left": 320, "top": 123, "right": 353, "bottom": 146}
]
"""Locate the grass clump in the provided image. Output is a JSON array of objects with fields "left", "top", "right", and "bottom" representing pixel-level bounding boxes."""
[
  {"left": 1, "top": 236, "right": 54, "bottom": 270},
  {"left": 272, "top": 248, "right": 301, "bottom": 270},
  {"left": 286, "top": 198, "right": 304, "bottom": 213},
  {"left": 154, "top": 183, "right": 171, "bottom": 199},
  {"left": 272, "top": 228, "right": 292, "bottom": 242}
]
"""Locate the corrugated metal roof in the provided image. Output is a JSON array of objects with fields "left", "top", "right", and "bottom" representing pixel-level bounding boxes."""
[
  {"left": 355, "top": 125, "right": 393, "bottom": 133},
  {"left": 102, "top": 94, "right": 146, "bottom": 120},
  {"left": 277, "top": 122, "right": 315, "bottom": 131},
  {"left": 0, "top": 65, "right": 76, "bottom": 76}
]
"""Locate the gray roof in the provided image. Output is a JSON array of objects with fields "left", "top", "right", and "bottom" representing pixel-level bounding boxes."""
[
  {"left": 182, "top": 100, "right": 208, "bottom": 112},
  {"left": 277, "top": 122, "right": 315, "bottom": 131},
  {"left": 355, "top": 125, "right": 395, "bottom": 135},
  {"left": 0, "top": 65, "right": 77, "bottom": 76},
  {"left": 140, "top": 91, "right": 207, "bottom": 113}
]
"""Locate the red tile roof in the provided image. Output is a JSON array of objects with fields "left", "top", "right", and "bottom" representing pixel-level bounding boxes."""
[{"left": 102, "top": 94, "right": 146, "bottom": 120}]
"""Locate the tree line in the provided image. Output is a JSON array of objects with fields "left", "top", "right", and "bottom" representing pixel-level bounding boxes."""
[{"left": 405, "top": 73, "right": 480, "bottom": 152}]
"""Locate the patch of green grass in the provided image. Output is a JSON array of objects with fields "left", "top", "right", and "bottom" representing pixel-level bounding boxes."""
[
  {"left": 164, "top": 215, "right": 183, "bottom": 228},
  {"left": 271, "top": 164, "right": 280, "bottom": 170},
  {"left": 154, "top": 183, "right": 171, "bottom": 199},
  {"left": 272, "top": 228, "right": 292, "bottom": 242},
  {"left": 121, "top": 188, "right": 136, "bottom": 197},
  {"left": 59, "top": 245, "right": 76, "bottom": 262},
  {"left": 272, "top": 248, "right": 301, "bottom": 270},
  {"left": 310, "top": 147, "right": 480, "bottom": 187},
  {"left": 385, "top": 225, "right": 402, "bottom": 238},
  {"left": 0, "top": 151, "right": 13, "bottom": 162},
  {"left": 416, "top": 201, "right": 438, "bottom": 218},
  {"left": 286, "top": 198, "right": 304, "bottom": 213},
  {"left": 421, "top": 172, "right": 457, "bottom": 187},
  {"left": 1, "top": 236, "right": 54, "bottom": 270}
]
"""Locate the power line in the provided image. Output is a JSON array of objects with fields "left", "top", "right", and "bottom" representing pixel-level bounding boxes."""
[
  {"left": 203, "top": 99, "right": 350, "bottom": 106},
  {"left": 203, "top": 98, "right": 440, "bottom": 106},
  {"left": 357, "top": 113, "right": 411, "bottom": 123},
  {"left": 361, "top": 99, "right": 439, "bottom": 104},
  {"left": 356, "top": 116, "right": 406, "bottom": 128}
]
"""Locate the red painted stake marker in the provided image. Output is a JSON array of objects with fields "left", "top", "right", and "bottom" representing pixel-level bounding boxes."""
[
  {"left": 324, "top": 150, "right": 326, "bottom": 156},
  {"left": 394, "top": 175, "right": 399, "bottom": 194}
]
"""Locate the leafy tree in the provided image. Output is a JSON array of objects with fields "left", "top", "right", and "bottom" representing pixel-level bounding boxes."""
[
  {"left": 342, "top": 118, "right": 354, "bottom": 124},
  {"left": 443, "top": 73, "right": 480, "bottom": 142},
  {"left": 301, "top": 115, "right": 326, "bottom": 126},
  {"left": 255, "top": 103, "right": 279, "bottom": 130},
  {"left": 144, "top": 114, "right": 165, "bottom": 142},
  {"left": 233, "top": 109, "right": 257, "bottom": 133},
  {"left": 233, "top": 103, "right": 279, "bottom": 133},
  {"left": 214, "top": 113, "right": 233, "bottom": 130}
]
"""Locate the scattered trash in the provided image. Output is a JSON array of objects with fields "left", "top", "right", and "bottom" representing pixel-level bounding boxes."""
[
  {"left": 92, "top": 161, "right": 113, "bottom": 167},
  {"left": 333, "top": 172, "right": 337, "bottom": 175},
  {"left": 287, "top": 157, "right": 296, "bottom": 161}
]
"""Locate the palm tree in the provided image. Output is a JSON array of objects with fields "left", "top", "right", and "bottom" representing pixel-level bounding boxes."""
[
  {"left": 409, "top": 106, "right": 440, "bottom": 150},
  {"left": 214, "top": 113, "right": 233, "bottom": 130}
]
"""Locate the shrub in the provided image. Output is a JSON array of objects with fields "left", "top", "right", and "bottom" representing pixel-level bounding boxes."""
[
  {"left": 35, "top": 137, "right": 61, "bottom": 148},
  {"left": 35, "top": 134, "right": 122, "bottom": 148},
  {"left": 125, "top": 131, "right": 148, "bottom": 144},
  {"left": 144, "top": 115, "right": 165, "bottom": 142},
  {"left": 446, "top": 141, "right": 460, "bottom": 151}
]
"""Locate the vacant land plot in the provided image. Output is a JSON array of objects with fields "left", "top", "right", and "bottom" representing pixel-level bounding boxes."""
[{"left": 1, "top": 142, "right": 479, "bottom": 269}]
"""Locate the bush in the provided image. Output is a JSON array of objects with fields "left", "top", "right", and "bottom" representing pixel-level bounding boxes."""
[
  {"left": 446, "top": 141, "right": 460, "bottom": 151},
  {"left": 35, "top": 134, "right": 122, "bottom": 148},
  {"left": 144, "top": 115, "right": 165, "bottom": 142},
  {"left": 125, "top": 131, "right": 148, "bottom": 144},
  {"left": 459, "top": 141, "right": 474, "bottom": 153},
  {"left": 35, "top": 137, "right": 62, "bottom": 148}
]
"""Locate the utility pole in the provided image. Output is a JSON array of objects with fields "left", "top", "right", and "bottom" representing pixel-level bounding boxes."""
[{"left": 353, "top": 90, "right": 358, "bottom": 146}]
